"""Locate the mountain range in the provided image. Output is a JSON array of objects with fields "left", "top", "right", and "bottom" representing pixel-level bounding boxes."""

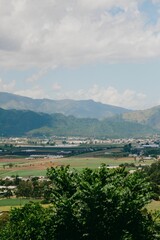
[
  {"left": 123, "top": 106, "right": 160, "bottom": 129},
  {"left": 0, "top": 92, "right": 160, "bottom": 138},
  {"left": 0, "top": 108, "right": 156, "bottom": 138},
  {"left": 0, "top": 92, "right": 130, "bottom": 119}
]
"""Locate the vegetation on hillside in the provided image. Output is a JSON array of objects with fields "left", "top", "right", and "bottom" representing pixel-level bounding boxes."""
[
  {"left": 123, "top": 106, "right": 160, "bottom": 129},
  {"left": 0, "top": 108, "right": 156, "bottom": 138}
]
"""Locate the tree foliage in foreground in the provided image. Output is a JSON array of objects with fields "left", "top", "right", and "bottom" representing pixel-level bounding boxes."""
[
  {"left": 144, "top": 160, "right": 160, "bottom": 185},
  {"left": 0, "top": 165, "right": 159, "bottom": 240}
]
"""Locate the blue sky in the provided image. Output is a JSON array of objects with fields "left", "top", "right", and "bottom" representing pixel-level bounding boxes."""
[{"left": 0, "top": 0, "right": 160, "bottom": 110}]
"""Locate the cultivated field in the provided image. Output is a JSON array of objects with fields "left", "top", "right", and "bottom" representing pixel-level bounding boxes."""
[
  {"left": 0, "top": 155, "right": 156, "bottom": 177},
  {"left": 0, "top": 198, "right": 40, "bottom": 212},
  {"left": 0, "top": 155, "right": 159, "bottom": 212}
]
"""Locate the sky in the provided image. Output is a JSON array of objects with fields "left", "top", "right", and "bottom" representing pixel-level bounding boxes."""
[{"left": 0, "top": 0, "right": 160, "bottom": 110}]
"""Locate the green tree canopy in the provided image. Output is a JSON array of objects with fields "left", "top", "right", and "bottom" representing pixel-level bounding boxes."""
[{"left": 0, "top": 165, "right": 159, "bottom": 240}]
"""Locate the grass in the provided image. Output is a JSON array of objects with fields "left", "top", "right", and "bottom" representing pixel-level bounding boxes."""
[
  {"left": 54, "top": 156, "right": 154, "bottom": 169},
  {"left": 0, "top": 169, "right": 47, "bottom": 177},
  {"left": 147, "top": 200, "right": 160, "bottom": 212},
  {"left": 0, "top": 198, "right": 40, "bottom": 206},
  {"left": 0, "top": 198, "right": 41, "bottom": 211},
  {"left": 0, "top": 156, "right": 156, "bottom": 177}
]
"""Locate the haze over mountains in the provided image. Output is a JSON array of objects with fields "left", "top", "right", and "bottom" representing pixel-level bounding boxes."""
[
  {"left": 0, "top": 92, "right": 160, "bottom": 138},
  {"left": 0, "top": 92, "right": 130, "bottom": 119},
  {"left": 123, "top": 106, "right": 160, "bottom": 129}
]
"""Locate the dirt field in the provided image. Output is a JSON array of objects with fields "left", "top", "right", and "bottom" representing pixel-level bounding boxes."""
[{"left": 0, "top": 157, "right": 58, "bottom": 177}]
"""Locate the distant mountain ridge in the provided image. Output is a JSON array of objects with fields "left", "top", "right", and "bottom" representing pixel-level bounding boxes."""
[
  {"left": 0, "top": 108, "right": 156, "bottom": 138},
  {"left": 122, "top": 105, "right": 160, "bottom": 129},
  {"left": 0, "top": 92, "right": 130, "bottom": 119},
  {"left": 1, "top": 92, "right": 160, "bottom": 138}
]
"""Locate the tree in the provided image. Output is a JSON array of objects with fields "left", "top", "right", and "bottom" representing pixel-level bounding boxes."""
[
  {"left": 4, "top": 189, "right": 13, "bottom": 198},
  {"left": 16, "top": 181, "right": 33, "bottom": 198},
  {"left": 45, "top": 165, "right": 159, "bottom": 239},
  {"left": 123, "top": 143, "right": 132, "bottom": 153},
  {"left": 0, "top": 212, "right": 9, "bottom": 231},
  {"left": 0, "top": 203, "right": 49, "bottom": 240},
  {"left": 8, "top": 163, "right": 14, "bottom": 168},
  {"left": 1, "top": 165, "right": 159, "bottom": 240},
  {"left": 144, "top": 161, "right": 160, "bottom": 185},
  {"left": 143, "top": 161, "right": 160, "bottom": 199}
]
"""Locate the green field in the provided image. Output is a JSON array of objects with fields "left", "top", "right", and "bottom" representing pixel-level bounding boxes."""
[
  {"left": 0, "top": 198, "right": 41, "bottom": 211},
  {"left": 0, "top": 198, "right": 40, "bottom": 207},
  {"left": 0, "top": 156, "right": 156, "bottom": 177},
  {"left": 54, "top": 156, "right": 154, "bottom": 169},
  {"left": 0, "top": 169, "right": 47, "bottom": 177}
]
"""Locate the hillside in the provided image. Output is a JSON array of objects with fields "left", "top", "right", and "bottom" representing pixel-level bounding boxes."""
[
  {"left": 0, "top": 108, "right": 52, "bottom": 136},
  {"left": 123, "top": 105, "right": 160, "bottom": 129},
  {"left": 0, "top": 108, "right": 156, "bottom": 138},
  {"left": 0, "top": 92, "right": 130, "bottom": 119}
]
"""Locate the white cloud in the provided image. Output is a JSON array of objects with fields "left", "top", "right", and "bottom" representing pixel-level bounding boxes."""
[
  {"left": 52, "top": 83, "right": 62, "bottom": 91},
  {"left": 26, "top": 67, "right": 53, "bottom": 83},
  {"left": 15, "top": 86, "right": 46, "bottom": 99},
  {"left": 0, "top": 0, "right": 160, "bottom": 69},
  {"left": 0, "top": 79, "right": 16, "bottom": 92},
  {"left": 56, "top": 84, "right": 148, "bottom": 110}
]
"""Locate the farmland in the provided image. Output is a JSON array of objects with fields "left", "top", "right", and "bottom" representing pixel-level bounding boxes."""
[
  {"left": 0, "top": 155, "right": 156, "bottom": 178},
  {"left": 0, "top": 142, "right": 160, "bottom": 213},
  {"left": 0, "top": 141, "right": 157, "bottom": 177},
  {"left": 0, "top": 198, "right": 40, "bottom": 211}
]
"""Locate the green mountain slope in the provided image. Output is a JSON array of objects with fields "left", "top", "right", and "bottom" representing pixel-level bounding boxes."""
[
  {"left": 0, "top": 92, "right": 130, "bottom": 119},
  {"left": 0, "top": 108, "right": 52, "bottom": 136},
  {"left": 0, "top": 108, "right": 156, "bottom": 138},
  {"left": 123, "top": 106, "right": 160, "bottom": 129}
]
